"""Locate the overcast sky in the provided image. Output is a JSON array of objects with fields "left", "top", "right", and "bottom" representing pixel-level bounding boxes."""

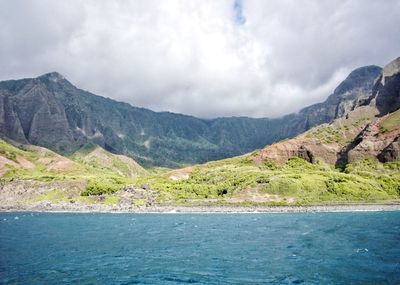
[{"left": 1, "top": 0, "right": 399, "bottom": 118}]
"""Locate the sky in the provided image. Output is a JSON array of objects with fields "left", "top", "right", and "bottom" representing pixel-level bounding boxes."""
[{"left": 0, "top": 0, "right": 399, "bottom": 118}]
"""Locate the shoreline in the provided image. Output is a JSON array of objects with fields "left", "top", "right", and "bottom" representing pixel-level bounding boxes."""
[{"left": 1, "top": 204, "right": 400, "bottom": 214}]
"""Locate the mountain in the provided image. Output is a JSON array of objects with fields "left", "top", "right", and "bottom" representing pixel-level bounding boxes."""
[
  {"left": 0, "top": 65, "right": 381, "bottom": 167},
  {"left": 0, "top": 57, "right": 398, "bottom": 210},
  {"left": 252, "top": 57, "right": 400, "bottom": 166}
]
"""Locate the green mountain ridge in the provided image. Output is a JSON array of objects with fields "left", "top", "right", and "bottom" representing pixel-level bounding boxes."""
[{"left": 0, "top": 65, "right": 381, "bottom": 167}]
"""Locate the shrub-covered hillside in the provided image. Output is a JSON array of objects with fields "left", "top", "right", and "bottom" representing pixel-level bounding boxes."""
[{"left": 131, "top": 156, "right": 400, "bottom": 206}]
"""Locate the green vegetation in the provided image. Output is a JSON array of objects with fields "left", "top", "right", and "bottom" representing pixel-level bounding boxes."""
[
  {"left": 133, "top": 199, "right": 146, "bottom": 207},
  {"left": 104, "top": 195, "right": 119, "bottom": 205},
  {"left": 28, "top": 189, "right": 70, "bottom": 203},
  {"left": 26, "top": 189, "right": 121, "bottom": 205},
  {"left": 81, "top": 177, "right": 133, "bottom": 196},
  {"left": 0, "top": 139, "right": 36, "bottom": 162},
  {"left": 306, "top": 125, "right": 346, "bottom": 145},
  {"left": 1, "top": 138, "right": 399, "bottom": 207},
  {"left": 132, "top": 157, "right": 400, "bottom": 205},
  {"left": 380, "top": 109, "right": 400, "bottom": 133},
  {"left": 0, "top": 139, "right": 136, "bottom": 200},
  {"left": 70, "top": 146, "right": 148, "bottom": 178},
  {"left": 26, "top": 189, "right": 94, "bottom": 204}
]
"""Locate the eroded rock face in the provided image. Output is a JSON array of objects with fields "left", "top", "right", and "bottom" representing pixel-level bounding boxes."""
[
  {"left": 382, "top": 57, "right": 400, "bottom": 81},
  {"left": 251, "top": 105, "right": 400, "bottom": 166},
  {"left": 251, "top": 124, "right": 394, "bottom": 166},
  {"left": 344, "top": 112, "right": 400, "bottom": 163},
  {"left": 14, "top": 83, "right": 78, "bottom": 152},
  {"left": 375, "top": 57, "right": 400, "bottom": 115},
  {"left": 252, "top": 138, "right": 340, "bottom": 165},
  {"left": 0, "top": 91, "right": 27, "bottom": 143},
  {"left": 378, "top": 136, "right": 400, "bottom": 162},
  {"left": 293, "top": 65, "right": 382, "bottom": 130}
]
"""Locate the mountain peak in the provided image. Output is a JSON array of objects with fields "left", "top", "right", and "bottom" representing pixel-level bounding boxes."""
[
  {"left": 38, "top": 72, "right": 66, "bottom": 82},
  {"left": 382, "top": 57, "right": 400, "bottom": 81},
  {"left": 333, "top": 65, "right": 382, "bottom": 95},
  {"left": 36, "top": 72, "right": 76, "bottom": 92}
]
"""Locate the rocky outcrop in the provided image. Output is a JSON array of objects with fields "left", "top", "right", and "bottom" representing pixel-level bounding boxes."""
[
  {"left": 120, "top": 185, "right": 158, "bottom": 207},
  {"left": 375, "top": 57, "right": 400, "bottom": 115},
  {"left": 0, "top": 180, "right": 86, "bottom": 207},
  {"left": 378, "top": 136, "right": 400, "bottom": 162},
  {"left": 252, "top": 106, "right": 400, "bottom": 165},
  {"left": 346, "top": 126, "right": 389, "bottom": 163},
  {"left": 252, "top": 138, "right": 340, "bottom": 165}
]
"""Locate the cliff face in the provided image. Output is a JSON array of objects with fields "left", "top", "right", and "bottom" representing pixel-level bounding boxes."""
[
  {"left": 0, "top": 90, "right": 27, "bottom": 143},
  {"left": 292, "top": 65, "right": 382, "bottom": 130},
  {"left": 375, "top": 57, "right": 400, "bottom": 115},
  {"left": 0, "top": 64, "right": 383, "bottom": 167}
]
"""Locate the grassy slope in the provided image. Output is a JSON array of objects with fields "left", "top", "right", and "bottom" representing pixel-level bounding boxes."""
[
  {"left": 380, "top": 109, "right": 400, "bottom": 133},
  {"left": 132, "top": 156, "right": 400, "bottom": 206},
  {"left": 304, "top": 105, "right": 378, "bottom": 147},
  {"left": 71, "top": 145, "right": 148, "bottom": 178},
  {"left": 0, "top": 140, "right": 140, "bottom": 181},
  {"left": 0, "top": 140, "right": 142, "bottom": 205}
]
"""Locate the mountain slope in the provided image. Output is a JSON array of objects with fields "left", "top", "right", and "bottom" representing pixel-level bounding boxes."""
[
  {"left": 0, "top": 138, "right": 149, "bottom": 209},
  {"left": 0, "top": 65, "right": 381, "bottom": 167},
  {"left": 71, "top": 145, "right": 148, "bottom": 177},
  {"left": 0, "top": 139, "right": 146, "bottom": 180},
  {"left": 252, "top": 58, "right": 400, "bottom": 166}
]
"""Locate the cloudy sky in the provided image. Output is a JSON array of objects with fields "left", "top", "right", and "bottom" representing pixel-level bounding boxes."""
[{"left": 1, "top": 0, "right": 399, "bottom": 118}]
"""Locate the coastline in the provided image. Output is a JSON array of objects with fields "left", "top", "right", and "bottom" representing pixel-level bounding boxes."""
[{"left": 1, "top": 203, "right": 400, "bottom": 214}]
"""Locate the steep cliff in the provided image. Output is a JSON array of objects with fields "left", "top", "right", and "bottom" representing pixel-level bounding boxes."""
[{"left": 375, "top": 57, "right": 400, "bottom": 115}]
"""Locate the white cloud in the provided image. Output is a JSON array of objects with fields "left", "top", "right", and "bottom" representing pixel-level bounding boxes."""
[{"left": 0, "top": 0, "right": 399, "bottom": 118}]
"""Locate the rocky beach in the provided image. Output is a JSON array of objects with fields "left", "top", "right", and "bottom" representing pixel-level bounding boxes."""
[{"left": 2, "top": 202, "right": 400, "bottom": 214}]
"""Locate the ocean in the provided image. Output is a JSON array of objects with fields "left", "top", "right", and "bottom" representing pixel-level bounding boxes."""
[{"left": 1, "top": 211, "right": 399, "bottom": 284}]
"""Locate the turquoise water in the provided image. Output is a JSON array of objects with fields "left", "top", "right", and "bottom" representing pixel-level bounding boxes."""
[{"left": 0, "top": 211, "right": 399, "bottom": 284}]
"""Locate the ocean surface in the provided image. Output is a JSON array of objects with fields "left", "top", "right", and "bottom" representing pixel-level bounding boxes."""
[{"left": 0, "top": 211, "right": 399, "bottom": 285}]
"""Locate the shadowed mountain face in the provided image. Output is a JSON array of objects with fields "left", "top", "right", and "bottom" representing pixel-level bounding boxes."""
[
  {"left": 375, "top": 57, "right": 400, "bottom": 115},
  {"left": 0, "top": 65, "right": 382, "bottom": 167}
]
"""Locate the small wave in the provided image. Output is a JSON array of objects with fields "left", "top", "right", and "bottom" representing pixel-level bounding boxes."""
[
  {"left": 162, "top": 276, "right": 199, "bottom": 283},
  {"left": 356, "top": 248, "right": 369, "bottom": 253}
]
